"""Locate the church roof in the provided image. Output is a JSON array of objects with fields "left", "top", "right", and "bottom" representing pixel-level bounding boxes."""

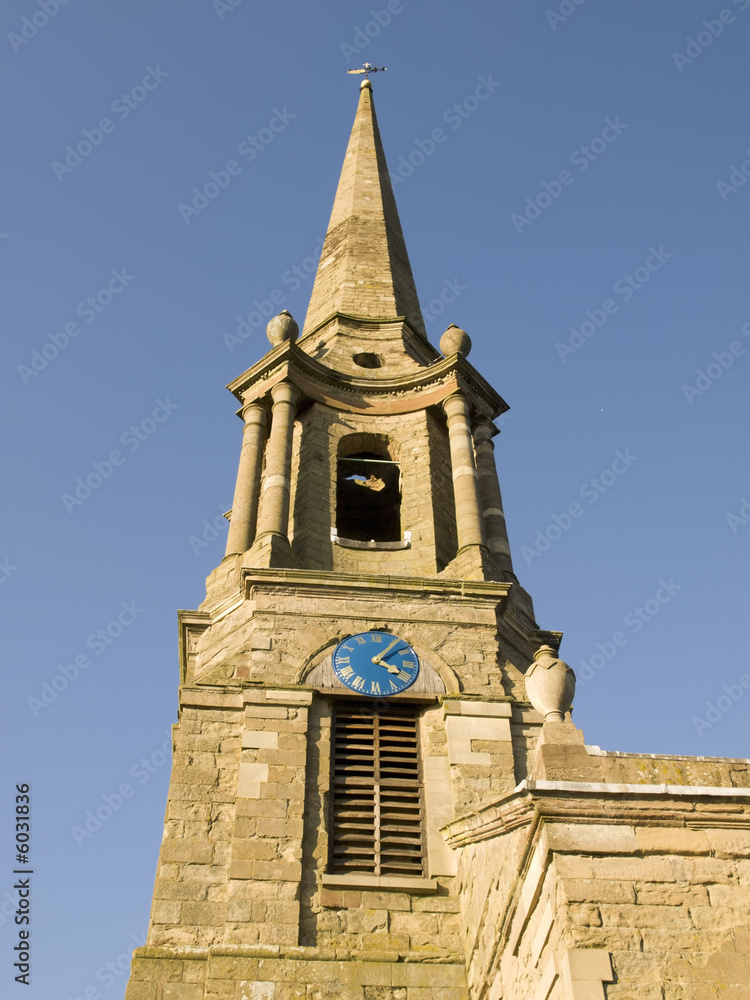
[{"left": 301, "top": 80, "right": 427, "bottom": 342}]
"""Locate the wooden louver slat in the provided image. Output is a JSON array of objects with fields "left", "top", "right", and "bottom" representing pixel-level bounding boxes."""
[{"left": 330, "top": 701, "right": 424, "bottom": 877}]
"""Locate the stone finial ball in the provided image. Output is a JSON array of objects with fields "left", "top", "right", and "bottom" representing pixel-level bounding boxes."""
[
  {"left": 440, "top": 324, "right": 472, "bottom": 357},
  {"left": 266, "top": 310, "right": 299, "bottom": 346}
]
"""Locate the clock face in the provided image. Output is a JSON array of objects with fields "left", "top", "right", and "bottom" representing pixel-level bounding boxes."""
[{"left": 332, "top": 631, "right": 419, "bottom": 696}]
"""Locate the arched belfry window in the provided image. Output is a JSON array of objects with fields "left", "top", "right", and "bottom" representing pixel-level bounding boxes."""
[{"left": 335, "top": 436, "right": 401, "bottom": 544}]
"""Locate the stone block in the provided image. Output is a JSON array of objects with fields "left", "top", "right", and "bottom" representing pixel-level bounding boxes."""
[
  {"left": 404, "top": 990, "right": 468, "bottom": 1000},
  {"left": 389, "top": 912, "right": 439, "bottom": 936},
  {"left": 634, "top": 828, "right": 710, "bottom": 855},
  {"left": 181, "top": 902, "right": 226, "bottom": 925},
  {"left": 236, "top": 797, "right": 288, "bottom": 817},
  {"left": 411, "top": 895, "right": 460, "bottom": 912},
  {"left": 237, "top": 761, "right": 270, "bottom": 798},
  {"left": 547, "top": 823, "right": 638, "bottom": 854},
  {"left": 253, "top": 860, "right": 302, "bottom": 881},
  {"left": 390, "top": 965, "right": 466, "bottom": 987},
  {"left": 246, "top": 706, "right": 289, "bottom": 719},
  {"left": 459, "top": 701, "right": 512, "bottom": 717},
  {"left": 124, "top": 985, "right": 158, "bottom": 1000},
  {"left": 228, "top": 860, "right": 254, "bottom": 880},
  {"left": 590, "top": 856, "right": 674, "bottom": 882},
  {"left": 161, "top": 840, "right": 213, "bottom": 864},
  {"left": 243, "top": 730, "right": 280, "bottom": 749},
  {"left": 360, "top": 932, "right": 409, "bottom": 952},
  {"left": 130, "top": 958, "right": 184, "bottom": 982},
  {"left": 706, "top": 828, "right": 750, "bottom": 858},
  {"left": 562, "top": 879, "right": 635, "bottom": 904},
  {"left": 232, "top": 839, "right": 278, "bottom": 861},
  {"left": 256, "top": 817, "right": 304, "bottom": 838},
  {"left": 360, "top": 892, "right": 411, "bottom": 911},
  {"left": 151, "top": 899, "right": 183, "bottom": 923},
  {"left": 155, "top": 881, "right": 209, "bottom": 901},
  {"left": 563, "top": 947, "right": 613, "bottom": 981},
  {"left": 319, "top": 888, "right": 362, "bottom": 908},
  {"left": 162, "top": 986, "right": 204, "bottom": 1000}
]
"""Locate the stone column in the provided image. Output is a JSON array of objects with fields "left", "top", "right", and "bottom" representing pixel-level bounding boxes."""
[
  {"left": 473, "top": 418, "right": 514, "bottom": 576},
  {"left": 225, "top": 399, "right": 268, "bottom": 557},
  {"left": 443, "top": 393, "right": 486, "bottom": 552},
  {"left": 255, "top": 381, "right": 300, "bottom": 541}
]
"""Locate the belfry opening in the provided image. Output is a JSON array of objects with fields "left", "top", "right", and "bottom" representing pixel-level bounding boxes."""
[{"left": 336, "top": 438, "right": 401, "bottom": 545}]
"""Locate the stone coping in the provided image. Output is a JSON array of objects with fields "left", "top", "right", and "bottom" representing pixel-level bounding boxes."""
[
  {"left": 132, "top": 943, "right": 463, "bottom": 964},
  {"left": 239, "top": 566, "right": 512, "bottom": 602},
  {"left": 442, "top": 777, "right": 750, "bottom": 847},
  {"left": 521, "top": 778, "right": 750, "bottom": 797},
  {"left": 321, "top": 873, "right": 439, "bottom": 894},
  {"left": 586, "top": 745, "right": 750, "bottom": 763}
]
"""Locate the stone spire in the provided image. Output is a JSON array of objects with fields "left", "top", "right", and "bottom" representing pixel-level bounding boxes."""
[{"left": 301, "top": 79, "right": 427, "bottom": 343}]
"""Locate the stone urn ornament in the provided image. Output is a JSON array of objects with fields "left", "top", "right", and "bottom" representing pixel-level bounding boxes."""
[
  {"left": 439, "top": 324, "right": 472, "bottom": 357},
  {"left": 266, "top": 309, "right": 299, "bottom": 346},
  {"left": 525, "top": 645, "right": 576, "bottom": 722}
]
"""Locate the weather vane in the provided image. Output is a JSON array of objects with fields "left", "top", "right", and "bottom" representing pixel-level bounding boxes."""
[{"left": 347, "top": 62, "right": 387, "bottom": 79}]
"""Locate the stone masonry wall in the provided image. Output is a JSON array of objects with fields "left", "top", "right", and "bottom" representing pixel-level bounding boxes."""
[
  {"left": 125, "top": 949, "right": 468, "bottom": 1000},
  {"left": 444, "top": 765, "right": 750, "bottom": 1000}
]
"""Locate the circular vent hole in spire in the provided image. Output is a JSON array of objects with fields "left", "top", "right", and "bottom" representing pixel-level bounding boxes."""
[{"left": 353, "top": 352, "right": 383, "bottom": 369}]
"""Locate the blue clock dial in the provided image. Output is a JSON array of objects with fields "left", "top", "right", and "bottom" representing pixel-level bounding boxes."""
[{"left": 332, "top": 631, "right": 419, "bottom": 696}]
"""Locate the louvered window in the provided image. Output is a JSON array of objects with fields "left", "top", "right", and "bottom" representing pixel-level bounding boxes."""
[{"left": 329, "top": 701, "right": 424, "bottom": 876}]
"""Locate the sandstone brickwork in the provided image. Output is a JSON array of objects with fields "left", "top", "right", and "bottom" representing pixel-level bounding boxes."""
[{"left": 126, "top": 78, "right": 749, "bottom": 1000}]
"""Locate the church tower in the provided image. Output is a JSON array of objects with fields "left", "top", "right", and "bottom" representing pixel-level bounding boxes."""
[{"left": 125, "top": 79, "right": 750, "bottom": 1000}]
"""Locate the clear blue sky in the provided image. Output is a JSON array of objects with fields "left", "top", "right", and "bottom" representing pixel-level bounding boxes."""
[{"left": 2, "top": 0, "right": 749, "bottom": 994}]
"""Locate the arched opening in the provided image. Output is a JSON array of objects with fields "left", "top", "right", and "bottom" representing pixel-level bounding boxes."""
[
  {"left": 352, "top": 352, "right": 383, "bottom": 369},
  {"left": 336, "top": 438, "right": 401, "bottom": 543}
]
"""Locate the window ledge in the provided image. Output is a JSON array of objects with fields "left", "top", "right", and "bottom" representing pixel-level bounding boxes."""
[
  {"left": 321, "top": 873, "right": 438, "bottom": 894},
  {"left": 331, "top": 529, "right": 411, "bottom": 551}
]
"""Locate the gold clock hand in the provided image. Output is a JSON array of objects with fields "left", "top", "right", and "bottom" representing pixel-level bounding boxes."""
[{"left": 371, "top": 636, "right": 400, "bottom": 664}]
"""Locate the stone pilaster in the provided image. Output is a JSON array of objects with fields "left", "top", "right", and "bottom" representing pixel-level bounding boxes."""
[
  {"left": 443, "top": 394, "right": 490, "bottom": 581},
  {"left": 225, "top": 398, "right": 268, "bottom": 557},
  {"left": 473, "top": 418, "right": 514, "bottom": 579},
  {"left": 250, "top": 382, "right": 300, "bottom": 567}
]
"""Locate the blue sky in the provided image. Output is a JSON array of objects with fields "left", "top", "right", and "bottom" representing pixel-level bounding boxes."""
[{"left": 1, "top": 0, "right": 749, "bottom": 994}]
